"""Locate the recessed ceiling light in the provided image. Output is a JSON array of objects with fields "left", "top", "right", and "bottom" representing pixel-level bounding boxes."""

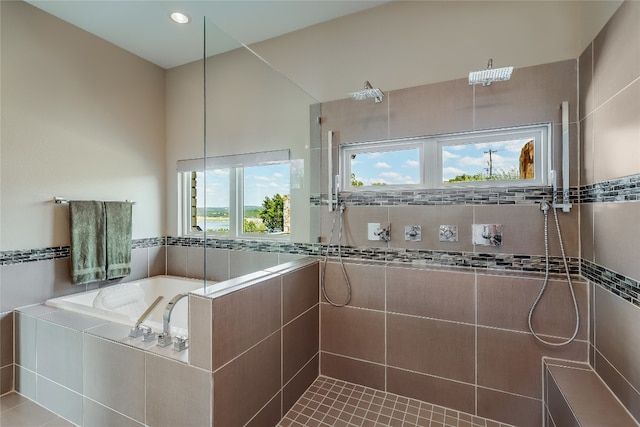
[{"left": 170, "top": 12, "right": 191, "bottom": 24}]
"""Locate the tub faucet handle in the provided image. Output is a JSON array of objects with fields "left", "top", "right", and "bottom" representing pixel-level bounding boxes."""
[
  {"left": 129, "top": 325, "right": 150, "bottom": 338},
  {"left": 174, "top": 336, "right": 188, "bottom": 352},
  {"left": 142, "top": 328, "right": 157, "bottom": 342},
  {"left": 157, "top": 332, "right": 173, "bottom": 347}
]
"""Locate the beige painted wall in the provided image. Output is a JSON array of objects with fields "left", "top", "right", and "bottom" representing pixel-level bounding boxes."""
[
  {"left": 166, "top": 38, "right": 317, "bottom": 242},
  {"left": 0, "top": 1, "right": 166, "bottom": 251},
  {"left": 1, "top": 0, "right": 622, "bottom": 250},
  {"left": 248, "top": 0, "right": 587, "bottom": 103}
]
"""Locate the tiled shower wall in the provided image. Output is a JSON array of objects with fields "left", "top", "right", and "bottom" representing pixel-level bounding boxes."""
[
  {"left": 320, "top": 261, "right": 588, "bottom": 427},
  {"left": 579, "top": 0, "right": 640, "bottom": 422},
  {"left": 316, "top": 58, "right": 585, "bottom": 427}
]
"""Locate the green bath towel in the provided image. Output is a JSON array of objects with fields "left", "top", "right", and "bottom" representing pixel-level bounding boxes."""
[
  {"left": 104, "top": 201, "right": 132, "bottom": 280},
  {"left": 69, "top": 201, "right": 106, "bottom": 284}
]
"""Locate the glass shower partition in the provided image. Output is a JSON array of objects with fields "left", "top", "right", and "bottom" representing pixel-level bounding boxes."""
[{"left": 201, "top": 16, "right": 321, "bottom": 293}]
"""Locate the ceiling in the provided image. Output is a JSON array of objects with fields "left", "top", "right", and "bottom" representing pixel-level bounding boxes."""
[{"left": 25, "top": 0, "right": 390, "bottom": 69}]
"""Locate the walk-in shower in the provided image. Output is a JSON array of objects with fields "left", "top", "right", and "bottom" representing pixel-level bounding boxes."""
[
  {"left": 469, "top": 59, "right": 513, "bottom": 86},
  {"left": 528, "top": 101, "right": 578, "bottom": 347},
  {"left": 348, "top": 80, "right": 384, "bottom": 103}
]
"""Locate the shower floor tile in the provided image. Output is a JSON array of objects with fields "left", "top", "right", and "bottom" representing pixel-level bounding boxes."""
[{"left": 278, "top": 376, "right": 515, "bottom": 427}]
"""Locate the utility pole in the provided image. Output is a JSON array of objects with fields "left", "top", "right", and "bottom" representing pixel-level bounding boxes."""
[{"left": 484, "top": 149, "right": 499, "bottom": 177}]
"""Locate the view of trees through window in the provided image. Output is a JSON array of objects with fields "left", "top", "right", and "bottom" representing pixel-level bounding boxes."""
[
  {"left": 347, "top": 135, "right": 536, "bottom": 188},
  {"left": 193, "top": 163, "right": 290, "bottom": 236},
  {"left": 443, "top": 138, "right": 534, "bottom": 183}
]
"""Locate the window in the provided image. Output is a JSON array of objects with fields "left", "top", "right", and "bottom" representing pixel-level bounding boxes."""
[
  {"left": 341, "top": 123, "right": 550, "bottom": 189},
  {"left": 178, "top": 150, "right": 291, "bottom": 239}
]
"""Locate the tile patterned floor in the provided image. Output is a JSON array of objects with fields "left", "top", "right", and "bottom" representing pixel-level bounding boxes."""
[
  {"left": 278, "top": 377, "right": 515, "bottom": 427},
  {"left": 1, "top": 392, "right": 74, "bottom": 427}
]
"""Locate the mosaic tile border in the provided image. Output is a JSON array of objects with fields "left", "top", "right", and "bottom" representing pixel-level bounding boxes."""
[
  {"left": 311, "top": 186, "right": 579, "bottom": 207},
  {"left": 321, "top": 245, "right": 581, "bottom": 275},
  {"left": 581, "top": 259, "right": 640, "bottom": 307},
  {"left": 0, "top": 246, "right": 70, "bottom": 265},
  {"left": 0, "top": 237, "right": 165, "bottom": 265},
  {"left": 579, "top": 173, "right": 640, "bottom": 203}
]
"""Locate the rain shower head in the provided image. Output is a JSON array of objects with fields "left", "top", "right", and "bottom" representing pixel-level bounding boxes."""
[
  {"left": 349, "top": 81, "right": 384, "bottom": 103},
  {"left": 469, "top": 59, "right": 513, "bottom": 86}
]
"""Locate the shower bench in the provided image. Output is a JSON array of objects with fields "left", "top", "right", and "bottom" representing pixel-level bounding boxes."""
[{"left": 544, "top": 360, "right": 638, "bottom": 426}]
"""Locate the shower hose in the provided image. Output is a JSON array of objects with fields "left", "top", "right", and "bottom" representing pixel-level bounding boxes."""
[
  {"left": 321, "top": 202, "right": 352, "bottom": 307},
  {"left": 527, "top": 200, "right": 579, "bottom": 346}
]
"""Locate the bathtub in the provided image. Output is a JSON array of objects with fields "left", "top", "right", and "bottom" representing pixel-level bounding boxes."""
[{"left": 46, "top": 275, "right": 206, "bottom": 337}]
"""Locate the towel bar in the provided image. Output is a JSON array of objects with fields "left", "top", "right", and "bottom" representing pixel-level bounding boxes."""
[{"left": 53, "top": 197, "right": 135, "bottom": 204}]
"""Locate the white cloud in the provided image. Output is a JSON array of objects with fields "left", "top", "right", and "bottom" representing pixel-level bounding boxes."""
[
  {"left": 442, "top": 150, "right": 460, "bottom": 161},
  {"left": 404, "top": 159, "right": 420, "bottom": 168},
  {"left": 272, "top": 172, "right": 283, "bottom": 178},
  {"left": 374, "top": 162, "right": 391, "bottom": 169}
]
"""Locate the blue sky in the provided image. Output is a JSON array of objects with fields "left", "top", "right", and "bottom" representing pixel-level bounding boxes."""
[
  {"left": 350, "top": 148, "right": 421, "bottom": 186},
  {"left": 198, "top": 163, "right": 290, "bottom": 208},
  {"left": 442, "top": 139, "right": 529, "bottom": 181},
  {"left": 350, "top": 139, "right": 530, "bottom": 185}
]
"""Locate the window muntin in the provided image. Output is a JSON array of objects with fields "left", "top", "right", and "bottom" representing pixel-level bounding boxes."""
[
  {"left": 341, "top": 123, "right": 549, "bottom": 190},
  {"left": 195, "top": 169, "right": 230, "bottom": 233},
  {"left": 179, "top": 150, "right": 291, "bottom": 239}
]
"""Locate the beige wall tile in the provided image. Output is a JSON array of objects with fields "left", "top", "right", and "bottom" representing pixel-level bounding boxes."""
[
  {"left": 283, "top": 354, "right": 318, "bottom": 414},
  {"left": 322, "top": 98, "right": 389, "bottom": 145},
  {"left": 322, "top": 261, "right": 385, "bottom": 310},
  {"left": 188, "top": 295, "right": 212, "bottom": 371},
  {"left": 214, "top": 332, "right": 281, "bottom": 427},
  {"left": 320, "top": 352, "right": 385, "bottom": 391},
  {"left": 477, "top": 274, "right": 588, "bottom": 340},
  {"left": 283, "top": 263, "right": 319, "bottom": 323},
  {"left": 84, "top": 398, "right": 144, "bottom": 427},
  {"left": 212, "top": 276, "right": 281, "bottom": 369},
  {"left": 580, "top": 111, "right": 595, "bottom": 185},
  {"left": 579, "top": 43, "right": 594, "bottom": 121},
  {"left": 388, "top": 205, "right": 474, "bottom": 252},
  {"left": 84, "top": 335, "right": 145, "bottom": 422},
  {"left": 477, "top": 387, "right": 542, "bottom": 427},
  {"left": 340, "top": 206, "right": 389, "bottom": 248},
  {"left": 283, "top": 306, "right": 319, "bottom": 383},
  {"left": 477, "top": 327, "right": 587, "bottom": 399},
  {"left": 594, "top": 351, "right": 640, "bottom": 422},
  {"left": 594, "top": 285, "right": 640, "bottom": 392},
  {"left": 387, "top": 314, "right": 475, "bottom": 383},
  {"left": 245, "top": 393, "right": 282, "bottom": 427},
  {"left": 0, "top": 312, "right": 13, "bottom": 367},
  {"left": 592, "top": 80, "right": 640, "bottom": 183},
  {"left": 593, "top": 202, "right": 640, "bottom": 281},
  {"left": 387, "top": 267, "right": 475, "bottom": 323},
  {"left": 473, "top": 204, "right": 580, "bottom": 258},
  {"left": 592, "top": 0, "right": 640, "bottom": 107},
  {"left": 580, "top": 203, "right": 594, "bottom": 262},
  {"left": 474, "top": 60, "right": 577, "bottom": 131},
  {"left": 0, "top": 365, "right": 13, "bottom": 395},
  {"left": 321, "top": 304, "right": 385, "bottom": 363},
  {"left": 389, "top": 78, "right": 473, "bottom": 138},
  {"left": 146, "top": 353, "right": 212, "bottom": 427}
]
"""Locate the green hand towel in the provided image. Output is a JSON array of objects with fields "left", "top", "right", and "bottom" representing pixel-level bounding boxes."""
[
  {"left": 69, "top": 201, "right": 106, "bottom": 284},
  {"left": 105, "top": 201, "right": 132, "bottom": 279}
]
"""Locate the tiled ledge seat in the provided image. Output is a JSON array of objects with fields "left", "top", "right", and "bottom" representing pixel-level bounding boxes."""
[{"left": 545, "top": 361, "right": 638, "bottom": 427}]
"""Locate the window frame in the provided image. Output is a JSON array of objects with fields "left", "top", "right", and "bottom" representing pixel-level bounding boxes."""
[
  {"left": 340, "top": 123, "right": 551, "bottom": 191},
  {"left": 178, "top": 150, "right": 291, "bottom": 240}
]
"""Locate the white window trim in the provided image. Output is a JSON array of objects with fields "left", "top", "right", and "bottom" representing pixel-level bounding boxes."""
[
  {"left": 340, "top": 123, "right": 551, "bottom": 191},
  {"left": 178, "top": 149, "right": 291, "bottom": 240}
]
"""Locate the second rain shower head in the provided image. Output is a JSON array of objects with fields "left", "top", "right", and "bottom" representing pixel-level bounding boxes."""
[
  {"left": 348, "top": 81, "right": 384, "bottom": 103},
  {"left": 469, "top": 59, "right": 513, "bottom": 86}
]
